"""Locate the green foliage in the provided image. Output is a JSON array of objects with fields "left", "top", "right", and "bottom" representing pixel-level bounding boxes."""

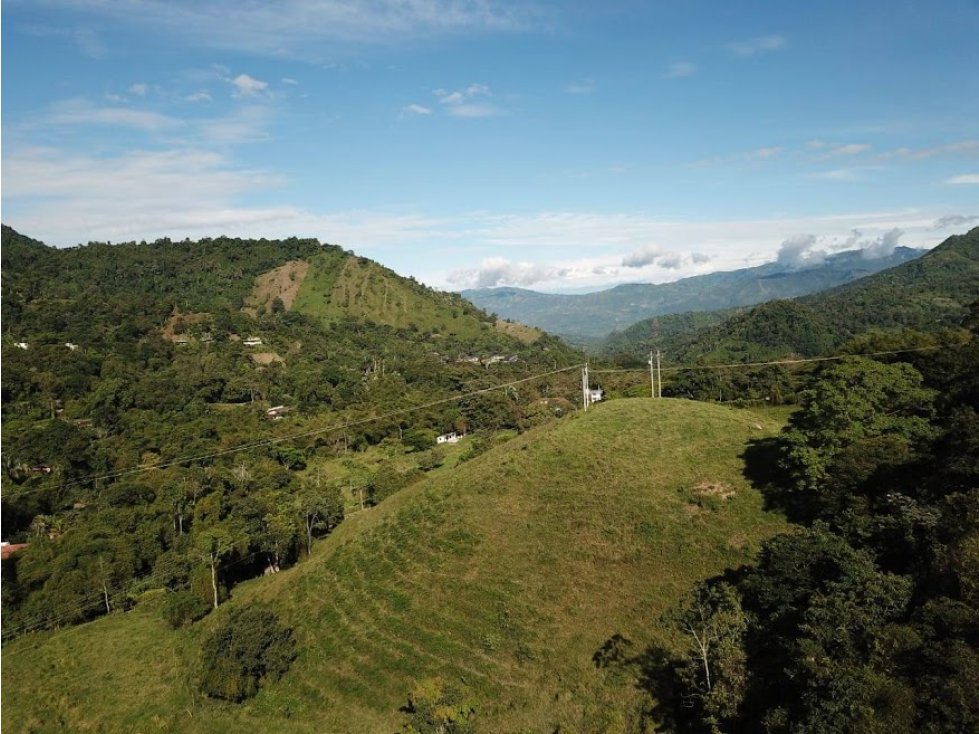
[
  {"left": 780, "top": 357, "right": 936, "bottom": 490},
  {"left": 367, "top": 462, "right": 418, "bottom": 505},
  {"left": 1, "top": 400, "right": 790, "bottom": 731},
  {"left": 295, "top": 480, "right": 344, "bottom": 554},
  {"left": 199, "top": 606, "right": 297, "bottom": 702},
  {"left": 403, "top": 428, "right": 436, "bottom": 452},
  {"left": 417, "top": 447, "right": 446, "bottom": 471},
  {"left": 675, "top": 582, "right": 748, "bottom": 732},
  {"left": 402, "top": 678, "right": 478, "bottom": 734},
  {"left": 1, "top": 225, "right": 584, "bottom": 635},
  {"left": 669, "top": 343, "right": 979, "bottom": 734},
  {"left": 163, "top": 589, "right": 211, "bottom": 629}
]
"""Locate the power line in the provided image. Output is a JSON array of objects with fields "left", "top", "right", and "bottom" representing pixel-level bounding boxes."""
[
  {"left": 3, "top": 363, "right": 586, "bottom": 500},
  {"left": 589, "top": 344, "right": 952, "bottom": 375}
]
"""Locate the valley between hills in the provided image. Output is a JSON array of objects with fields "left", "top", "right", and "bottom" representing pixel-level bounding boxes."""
[{"left": 2, "top": 226, "right": 977, "bottom": 733}]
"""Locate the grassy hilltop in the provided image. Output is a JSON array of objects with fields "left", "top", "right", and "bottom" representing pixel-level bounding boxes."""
[{"left": 2, "top": 399, "right": 790, "bottom": 733}]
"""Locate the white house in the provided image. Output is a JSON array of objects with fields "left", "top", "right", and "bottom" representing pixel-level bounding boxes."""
[
  {"left": 64, "top": 342, "right": 80, "bottom": 351},
  {"left": 266, "top": 405, "right": 288, "bottom": 419},
  {"left": 589, "top": 388, "right": 604, "bottom": 403},
  {"left": 243, "top": 336, "right": 263, "bottom": 347},
  {"left": 437, "top": 431, "right": 460, "bottom": 444},
  {"left": 14, "top": 342, "right": 28, "bottom": 350}
]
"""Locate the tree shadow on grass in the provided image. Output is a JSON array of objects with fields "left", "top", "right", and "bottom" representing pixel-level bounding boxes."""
[
  {"left": 741, "top": 437, "right": 813, "bottom": 524},
  {"left": 632, "top": 644, "right": 687, "bottom": 733},
  {"left": 592, "top": 634, "right": 691, "bottom": 733}
]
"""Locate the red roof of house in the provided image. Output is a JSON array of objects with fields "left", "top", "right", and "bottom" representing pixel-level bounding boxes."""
[{"left": 1, "top": 543, "right": 29, "bottom": 560}]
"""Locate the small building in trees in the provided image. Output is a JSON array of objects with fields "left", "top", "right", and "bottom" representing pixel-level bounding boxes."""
[
  {"left": 589, "top": 388, "right": 605, "bottom": 402},
  {"left": 437, "top": 431, "right": 461, "bottom": 444},
  {"left": 243, "top": 336, "right": 263, "bottom": 347}
]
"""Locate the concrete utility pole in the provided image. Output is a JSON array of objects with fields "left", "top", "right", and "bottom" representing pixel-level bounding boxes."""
[
  {"left": 657, "top": 350, "right": 663, "bottom": 398},
  {"left": 649, "top": 351, "right": 656, "bottom": 398},
  {"left": 582, "top": 364, "right": 590, "bottom": 411}
]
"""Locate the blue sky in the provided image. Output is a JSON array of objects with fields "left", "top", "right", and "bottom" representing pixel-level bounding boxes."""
[{"left": 3, "top": 0, "right": 978, "bottom": 292}]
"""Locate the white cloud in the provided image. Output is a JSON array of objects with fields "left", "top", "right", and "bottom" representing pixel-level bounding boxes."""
[
  {"left": 448, "top": 104, "right": 500, "bottom": 118},
  {"left": 657, "top": 253, "right": 686, "bottom": 270},
  {"left": 0, "top": 137, "right": 951, "bottom": 292},
  {"left": 810, "top": 167, "right": 879, "bottom": 182},
  {"left": 46, "top": 98, "right": 181, "bottom": 132},
  {"left": 31, "top": 0, "right": 537, "bottom": 56},
  {"left": 186, "top": 90, "right": 213, "bottom": 103},
  {"left": 931, "top": 214, "right": 978, "bottom": 230},
  {"left": 776, "top": 234, "right": 825, "bottom": 268},
  {"left": 281, "top": 77, "right": 299, "bottom": 85},
  {"left": 229, "top": 73, "right": 268, "bottom": 97},
  {"left": 129, "top": 82, "right": 148, "bottom": 96},
  {"left": 664, "top": 61, "right": 697, "bottom": 79},
  {"left": 861, "top": 227, "right": 903, "bottom": 258},
  {"left": 196, "top": 105, "right": 275, "bottom": 144},
  {"left": 2, "top": 145, "right": 286, "bottom": 244},
  {"left": 806, "top": 139, "right": 827, "bottom": 150},
  {"left": 945, "top": 173, "right": 979, "bottom": 184},
  {"left": 447, "top": 257, "right": 567, "bottom": 288},
  {"left": 745, "top": 146, "right": 784, "bottom": 161},
  {"left": 887, "top": 140, "right": 979, "bottom": 160},
  {"left": 775, "top": 227, "right": 908, "bottom": 268},
  {"left": 23, "top": 24, "right": 108, "bottom": 58},
  {"left": 825, "top": 143, "right": 871, "bottom": 157},
  {"left": 620, "top": 247, "right": 706, "bottom": 272},
  {"left": 728, "top": 35, "right": 786, "bottom": 57},
  {"left": 434, "top": 83, "right": 501, "bottom": 118},
  {"left": 621, "top": 244, "right": 662, "bottom": 268},
  {"left": 565, "top": 78, "right": 596, "bottom": 94},
  {"left": 402, "top": 103, "right": 433, "bottom": 116}
]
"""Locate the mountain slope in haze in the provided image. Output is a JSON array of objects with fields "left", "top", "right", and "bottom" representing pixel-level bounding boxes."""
[
  {"left": 1, "top": 399, "right": 791, "bottom": 733},
  {"left": 606, "top": 227, "right": 979, "bottom": 362},
  {"left": 463, "top": 246, "right": 925, "bottom": 339}
]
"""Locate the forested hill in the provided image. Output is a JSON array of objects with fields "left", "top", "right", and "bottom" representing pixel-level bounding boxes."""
[
  {"left": 463, "top": 246, "right": 924, "bottom": 339},
  {"left": 602, "top": 227, "right": 979, "bottom": 363},
  {"left": 1, "top": 223, "right": 589, "bottom": 664},
  {"left": 801, "top": 225, "right": 979, "bottom": 331},
  {"left": 1, "top": 225, "right": 521, "bottom": 345}
]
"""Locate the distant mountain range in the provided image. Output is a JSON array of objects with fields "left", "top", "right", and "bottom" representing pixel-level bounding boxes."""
[
  {"left": 602, "top": 227, "right": 979, "bottom": 363},
  {"left": 463, "top": 247, "right": 926, "bottom": 339}
]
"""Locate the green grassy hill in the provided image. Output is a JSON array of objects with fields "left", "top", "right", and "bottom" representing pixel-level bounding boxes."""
[
  {"left": 292, "top": 250, "right": 493, "bottom": 339},
  {"left": 2, "top": 399, "right": 790, "bottom": 733}
]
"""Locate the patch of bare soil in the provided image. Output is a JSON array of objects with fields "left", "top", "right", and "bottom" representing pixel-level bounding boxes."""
[
  {"left": 495, "top": 319, "right": 543, "bottom": 344},
  {"left": 250, "top": 352, "right": 285, "bottom": 365},
  {"left": 693, "top": 481, "right": 736, "bottom": 500},
  {"left": 243, "top": 260, "right": 310, "bottom": 315}
]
